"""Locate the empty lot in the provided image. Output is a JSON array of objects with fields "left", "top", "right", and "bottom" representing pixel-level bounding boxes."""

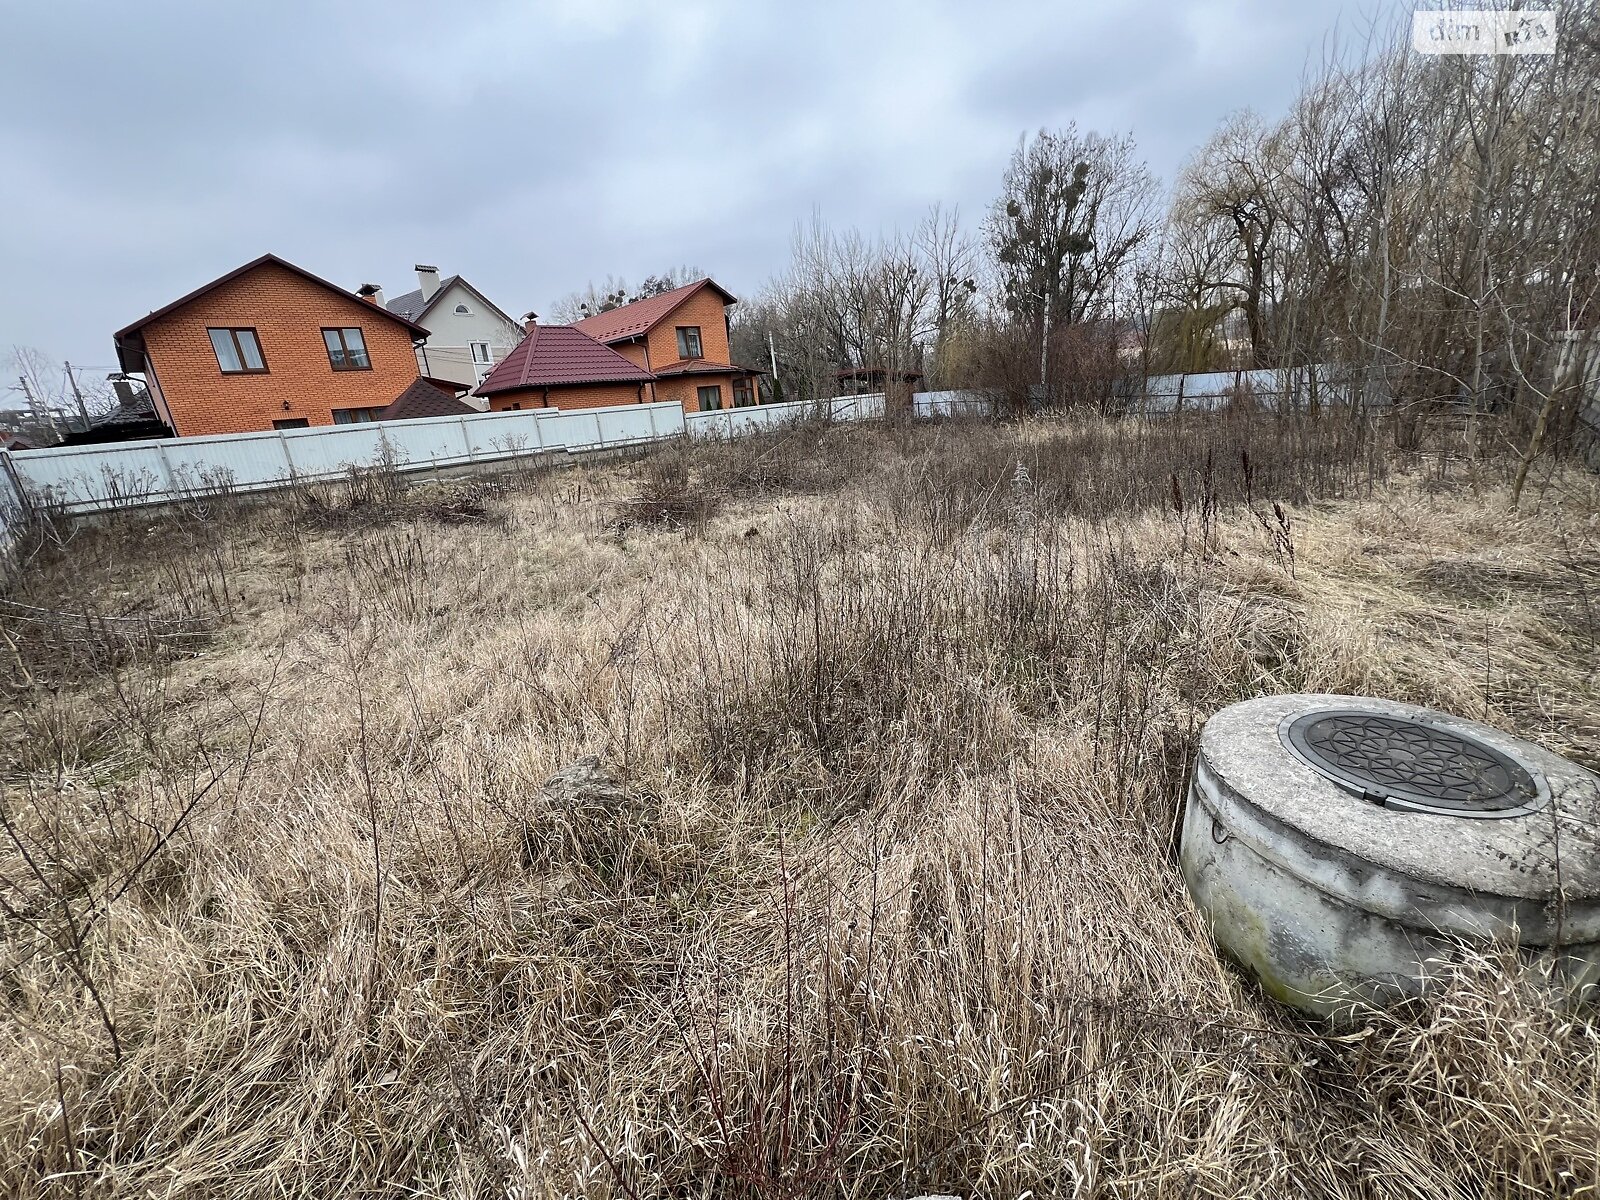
[{"left": 2, "top": 413, "right": 1598, "bottom": 1199}]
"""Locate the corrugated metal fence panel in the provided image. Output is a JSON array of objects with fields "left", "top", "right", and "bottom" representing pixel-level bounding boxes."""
[
  {"left": 549, "top": 409, "right": 605, "bottom": 448},
  {"left": 913, "top": 390, "right": 997, "bottom": 418},
  {"left": 686, "top": 396, "right": 879, "bottom": 437},
  {"left": 5, "top": 397, "right": 852, "bottom": 516},
  {"left": 1128, "top": 366, "right": 1370, "bottom": 414},
  {"left": 12, "top": 440, "right": 175, "bottom": 510},
  {"left": 589, "top": 403, "right": 670, "bottom": 446},
  {"left": 684, "top": 409, "right": 732, "bottom": 438},
  {"left": 0, "top": 453, "right": 25, "bottom": 571},
  {"left": 463, "top": 410, "right": 553, "bottom": 456},
  {"left": 374, "top": 416, "right": 475, "bottom": 468},
  {"left": 161, "top": 433, "right": 297, "bottom": 490}
]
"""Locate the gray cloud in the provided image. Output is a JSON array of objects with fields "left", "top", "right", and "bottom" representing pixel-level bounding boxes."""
[{"left": 0, "top": 0, "right": 1386, "bottom": 376}]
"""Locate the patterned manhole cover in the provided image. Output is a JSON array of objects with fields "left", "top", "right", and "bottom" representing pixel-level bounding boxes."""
[{"left": 1280, "top": 708, "right": 1549, "bottom": 818}]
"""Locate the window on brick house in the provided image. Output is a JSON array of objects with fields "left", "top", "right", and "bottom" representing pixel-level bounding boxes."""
[
  {"left": 272, "top": 418, "right": 309, "bottom": 430},
  {"left": 733, "top": 378, "right": 754, "bottom": 407},
  {"left": 676, "top": 326, "right": 702, "bottom": 359},
  {"left": 322, "top": 327, "right": 371, "bottom": 370},
  {"left": 332, "top": 407, "right": 382, "bottom": 424},
  {"left": 697, "top": 385, "right": 722, "bottom": 411},
  {"left": 208, "top": 328, "right": 267, "bottom": 374}
]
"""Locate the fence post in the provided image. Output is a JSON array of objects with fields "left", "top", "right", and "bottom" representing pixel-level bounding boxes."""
[
  {"left": 0, "top": 449, "right": 33, "bottom": 516},
  {"left": 276, "top": 430, "right": 297, "bottom": 480},
  {"left": 153, "top": 440, "right": 180, "bottom": 500},
  {"left": 457, "top": 417, "right": 478, "bottom": 463}
]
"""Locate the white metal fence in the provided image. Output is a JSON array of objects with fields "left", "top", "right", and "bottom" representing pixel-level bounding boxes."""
[
  {"left": 3, "top": 402, "right": 683, "bottom": 516},
  {"left": 1, "top": 394, "right": 888, "bottom": 518},
  {"left": 1124, "top": 366, "right": 1380, "bottom": 415},
  {"left": 683, "top": 393, "right": 884, "bottom": 438},
  {"left": 912, "top": 390, "right": 999, "bottom": 419},
  {"left": 0, "top": 458, "right": 25, "bottom": 572}
]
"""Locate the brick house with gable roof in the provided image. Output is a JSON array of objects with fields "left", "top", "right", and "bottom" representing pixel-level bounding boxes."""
[
  {"left": 472, "top": 314, "right": 655, "bottom": 411},
  {"left": 570, "top": 279, "right": 762, "bottom": 413},
  {"left": 113, "top": 253, "right": 432, "bottom": 437}
]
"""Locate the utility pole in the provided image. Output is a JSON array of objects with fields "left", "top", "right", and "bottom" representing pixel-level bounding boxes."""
[
  {"left": 63, "top": 361, "right": 91, "bottom": 431},
  {"left": 767, "top": 331, "right": 780, "bottom": 403},
  {"left": 1040, "top": 305, "right": 1051, "bottom": 407},
  {"left": 13, "top": 375, "right": 60, "bottom": 442}
]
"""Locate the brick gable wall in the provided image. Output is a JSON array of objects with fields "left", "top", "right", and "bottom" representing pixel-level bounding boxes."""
[
  {"left": 592, "top": 288, "right": 742, "bottom": 410},
  {"left": 141, "top": 261, "right": 421, "bottom": 436},
  {"left": 643, "top": 288, "right": 732, "bottom": 370}
]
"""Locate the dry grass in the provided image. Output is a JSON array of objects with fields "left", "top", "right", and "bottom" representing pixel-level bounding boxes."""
[{"left": 1, "top": 412, "right": 1597, "bottom": 1199}]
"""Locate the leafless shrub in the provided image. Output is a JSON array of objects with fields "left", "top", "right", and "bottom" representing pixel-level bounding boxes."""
[
  {"left": 617, "top": 448, "right": 720, "bottom": 530},
  {"left": 0, "top": 415, "right": 1595, "bottom": 1199}
]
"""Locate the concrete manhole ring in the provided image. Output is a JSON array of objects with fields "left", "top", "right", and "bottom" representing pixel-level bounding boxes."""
[{"left": 1181, "top": 693, "right": 1600, "bottom": 1017}]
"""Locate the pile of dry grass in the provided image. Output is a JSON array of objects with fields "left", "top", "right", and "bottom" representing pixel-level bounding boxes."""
[{"left": 1, "top": 411, "right": 1596, "bottom": 1198}]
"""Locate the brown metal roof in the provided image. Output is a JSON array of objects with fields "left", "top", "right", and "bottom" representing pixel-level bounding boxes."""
[
  {"left": 474, "top": 324, "right": 655, "bottom": 396},
  {"left": 569, "top": 278, "right": 738, "bottom": 344},
  {"left": 651, "top": 358, "right": 762, "bottom": 377}
]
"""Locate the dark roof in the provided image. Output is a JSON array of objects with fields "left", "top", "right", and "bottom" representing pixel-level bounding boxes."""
[
  {"left": 56, "top": 388, "right": 174, "bottom": 446},
  {"left": 475, "top": 324, "right": 654, "bottom": 396},
  {"left": 114, "top": 253, "right": 430, "bottom": 372},
  {"left": 380, "top": 378, "right": 481, "bottom": 422},
  {"left": 385, "top": 275, "right": 521, "bottom": 329},
  {"left": 384, "top": 283, "right": 442, "bottom": 321},
  {"left": 2, "top": 431, "right": 36, "bottom": 451},
  {"left": 570, "top": 278, "right": 738, "bottom": 344},
  {"left": 652, "top": 358, "right": 762, "bottom": 377}
]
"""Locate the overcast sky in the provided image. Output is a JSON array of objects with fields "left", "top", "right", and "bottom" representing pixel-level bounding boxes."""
[{"left": 0, "top": 0, "right": 1400, "bottom": 383}]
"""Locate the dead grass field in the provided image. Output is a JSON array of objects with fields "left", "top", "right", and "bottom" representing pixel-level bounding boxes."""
[{"left": 2, "top": 413, "right": 1598, "bottom": 1199}]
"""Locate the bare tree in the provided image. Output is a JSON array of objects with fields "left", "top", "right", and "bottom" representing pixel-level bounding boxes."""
[
  {"left": 986, "top": 126, "right": 1158, "bottom": 332},
  {"left": 915, "top": 204, "right": 980, "bottom": 384},
  {"left": 548, "top": 265, "right": 707, "bottom": 323}
]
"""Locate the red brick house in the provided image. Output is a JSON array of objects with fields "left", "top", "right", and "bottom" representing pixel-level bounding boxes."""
[
  {"left": 473, "top": 315, "right": 655, "bottom": 411},
  {"left": 570, "top": 279, "right": 761, "bottom": 412},
  {"left": 113, "top": 254, "right": 432, "bottom": 437}
]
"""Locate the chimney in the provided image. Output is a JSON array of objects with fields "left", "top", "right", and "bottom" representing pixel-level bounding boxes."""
[
  {"left": 522, "top": 311, "right": 539, "bottom": 334},
  {"left": 415, "top": 264, "right": 441, "bottom": 301},
  {"left": 357, "top": 282, "right": 385, "bottom": 307}
]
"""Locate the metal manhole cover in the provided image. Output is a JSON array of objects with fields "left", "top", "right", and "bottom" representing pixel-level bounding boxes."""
[{"left": 1280, "top": 707, "right": 1549, "bottom": 818}]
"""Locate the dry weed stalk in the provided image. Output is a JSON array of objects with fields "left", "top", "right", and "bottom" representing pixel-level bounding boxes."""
[{"left": 0, "top": 411, "right": 1595, "bottom": 1198}]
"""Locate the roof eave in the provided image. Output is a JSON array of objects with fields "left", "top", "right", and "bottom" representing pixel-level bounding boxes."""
[
  {"left": 575, "top": 278, "right": 740, "bottom": 343},
  {"left": 479, "top": 375, "right": 651, "bottom": 395},
  {"left": 113, "top": 252, "right": 432, "bottom": 342}
]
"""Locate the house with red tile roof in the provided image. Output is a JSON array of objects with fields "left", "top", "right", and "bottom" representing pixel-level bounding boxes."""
[
  {"left": 570, "top": 279, "right": 762, "bottom": 413},
  {"left": 473, "top": 315, "right": 655, "bottom": 411}
]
